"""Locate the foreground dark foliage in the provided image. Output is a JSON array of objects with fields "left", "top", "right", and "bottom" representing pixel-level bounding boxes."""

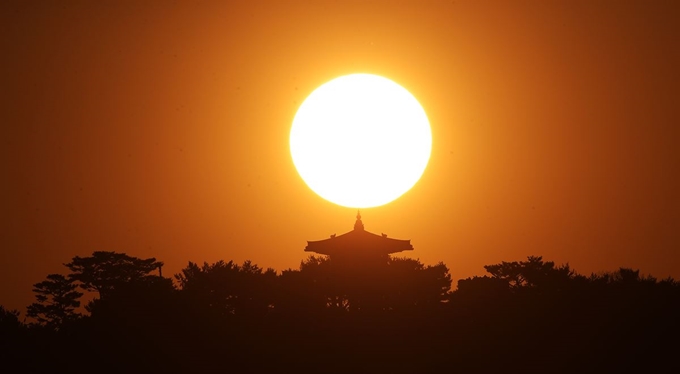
[{"left": 2, "top": 252, "right": 679, "bottom": 373}]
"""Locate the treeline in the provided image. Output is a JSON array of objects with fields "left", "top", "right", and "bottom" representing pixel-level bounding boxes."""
[{"left": 1, "top": 252, "right": 679, "bottom": 373}]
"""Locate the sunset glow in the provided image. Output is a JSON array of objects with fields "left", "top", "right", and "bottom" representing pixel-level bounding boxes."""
[
  {"left": 3, "top": 1, "right": 679, "bottom": 327},
  {"left": 290, "top": 74, "right": 432, "bottom": 208}
]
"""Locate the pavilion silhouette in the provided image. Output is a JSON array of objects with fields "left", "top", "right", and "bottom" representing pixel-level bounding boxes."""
[{"left": 304, "top": 211, "right": 413, "bottom": 265}]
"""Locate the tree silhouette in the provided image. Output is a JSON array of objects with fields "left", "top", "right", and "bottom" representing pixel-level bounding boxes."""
[
  {"left": 0, "top": 306, "right": 28, "bottom": 370},
  {"left": 4, "top": 250, "right": 680, "bottom": 373},
  {"left": 175, "top": 260, "right": 277, "bottom": 317},
  {"left": 454, "top": 275, "right": 511, "bottom": 304},
  {"left": 297, "top": 255, "right": 350, "bottom": 312},
  {"left": 274, "top": 256, "right": 338, "bottom": 316},
  {"left": 26, "top": 274, "right": 82, "bottom": 329},
  {"left": 64, "top": 251, "right": 162, "bottom": 300},
  {"left": 86, "top": 275, "right": 176, "bottom": 319},
  {"left": 0, "top": 305, "right": 23, "bottom": 334},
  {"left": 386, "top": 257, "right": 451, "bottom": 310},
  {"left": 482, "top": 255, "right": 580, "bottom": 291},
  {"left": 277, "top": 255, "right": 452, "bottom": 314}
]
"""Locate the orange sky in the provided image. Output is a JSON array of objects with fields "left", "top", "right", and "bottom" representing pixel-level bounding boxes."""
[{"left": 2, "top": 0, "right": 679, "bottom": 312}]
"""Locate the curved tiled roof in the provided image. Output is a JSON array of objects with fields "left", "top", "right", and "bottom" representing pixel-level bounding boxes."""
[{"left": 304, "top": 212, "right": 413, "bottom": 256}]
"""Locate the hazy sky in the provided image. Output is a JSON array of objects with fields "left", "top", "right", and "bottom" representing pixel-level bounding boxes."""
[{"left": 2, "top": 0, "right": 679, "bottom": 312}]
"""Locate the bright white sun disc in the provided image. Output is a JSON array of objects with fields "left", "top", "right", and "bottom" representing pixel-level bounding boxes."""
[{"left": 290, "top": 74, "right": 431, "bottom": 208}]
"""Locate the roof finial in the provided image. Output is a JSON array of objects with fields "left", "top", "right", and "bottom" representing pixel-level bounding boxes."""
[{"left": 354, "top": 210, "right": 364, "bottom": 231}]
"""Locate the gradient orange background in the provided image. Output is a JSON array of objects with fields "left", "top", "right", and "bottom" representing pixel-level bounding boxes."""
[{"left": 2, "top": 0, "right": 679, "bottom": 312}]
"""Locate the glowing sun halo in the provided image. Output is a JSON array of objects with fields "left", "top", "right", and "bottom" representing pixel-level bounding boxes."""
[{"left": 290, "top": 74, "right": 432, "bottom": 208}]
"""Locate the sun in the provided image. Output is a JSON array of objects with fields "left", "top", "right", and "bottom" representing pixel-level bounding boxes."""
[{"left": 290, "top": 73, "right": 432, "bottom": 208}]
